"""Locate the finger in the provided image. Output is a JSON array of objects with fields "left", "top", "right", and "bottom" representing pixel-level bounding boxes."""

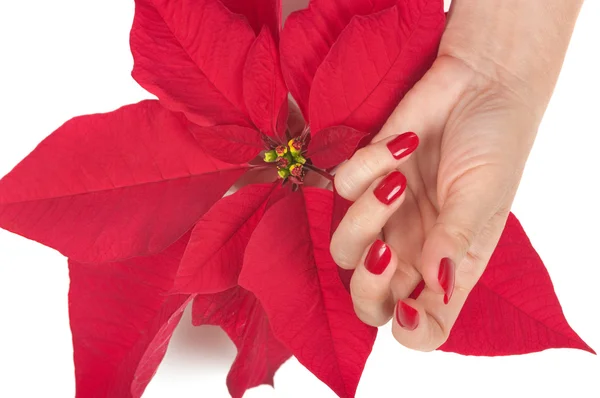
[
  {"left": 420, "top": 160, "right": 515, "bottom": 299},
  {"left": 391, "top": 296, "right": 445, "bottom": 352},
  {"left": 350, "top": 240, "right": 398, "bottom": 327},
  {"left": 334, "top": 132, "right": 419, "bottom": 201},
  {"left": 335, "top": 56, "right": 475, "bottom": 202},
  {"left": 384, "top": 192, "right": 430, "bottom": 300},
  {"left": 330, "top": 170, "right": 408, "bottom": 270},
  {"left": 392, "top": 212, "right": 508, "bottom": 351}
]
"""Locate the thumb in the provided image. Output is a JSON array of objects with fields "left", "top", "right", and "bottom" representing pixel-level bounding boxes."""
[
  {"left": 419, "top": 162, "right": 515, "bottom": 302},
  {"left": 418, "top": 94, "right": 536, "bottom": 302}
]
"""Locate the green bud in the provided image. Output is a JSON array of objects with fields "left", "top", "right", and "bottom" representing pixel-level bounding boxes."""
[
  {"left": 263, "top": 150, "right": 278, "bottom": 163},
  {"left": 294, "top": 154, "right": 306, "bottom": 164},
  {"left": 277, "top": 168, "right": 290, "bottom": 179}
]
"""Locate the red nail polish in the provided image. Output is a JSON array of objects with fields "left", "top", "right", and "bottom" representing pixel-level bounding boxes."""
[
  {"left": 438, "top": 257, "right": 455, "bottom": 304},
  {"left": 387, "top": 132, "right": 419, "bottom": 160},
  {"left": 396, "top": 300, "right": 419, "bottom": 330},
  {"left": 373, "top": 171, "right": 407, "bottom": 205},
  {"left": 364, "top": 240, "right": 391, "bottom": 275},
  {"left": 408, "top": 279, "right": 425, "bottom": 300}
]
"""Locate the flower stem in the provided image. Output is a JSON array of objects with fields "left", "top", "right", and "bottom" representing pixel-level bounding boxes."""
[{"left": 304, "top": 164, "right": 334, "bottom": 182}]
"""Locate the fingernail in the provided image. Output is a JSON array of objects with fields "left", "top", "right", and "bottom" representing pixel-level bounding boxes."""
[
  {"left": 387, "top": 132, "right": 419, "bottom": 160},
  {"left": 408, "top": 279, "right": 425, "bottom": 300},
  {"left": 364, "top": 240, "right": 391, "bottom": 275},
  {"left": 396, "top": 300, "right": 419, "bottom": 330},
  {"left": 373, "top": 171, "right": 407, "bottom": 205},
  {"left": 438, "top": 257, "right": 455, "bottom": 304}
]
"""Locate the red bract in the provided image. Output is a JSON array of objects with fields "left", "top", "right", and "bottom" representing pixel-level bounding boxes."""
[
  {"left": 0, "top": 0, "right": 592, "bottom": 397},
  {"left": 193, "top": 287, "right": 292, "bottom": 398},
  {"left": 239, "top": 188, "right": 378, "bottom": 398},
  {"left": 68, "top": 234, "right": 193, "bottom": 398}
]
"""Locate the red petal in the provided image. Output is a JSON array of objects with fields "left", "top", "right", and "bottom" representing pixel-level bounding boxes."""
[
  {"left": 173, "top": 183, "right": 278, "bottom": 294},
  {"left": 243, "top": 27, "right": 289, "bottom": 138},
  {"left": 440, "top": 213, "right": 595, "bottom": 355},
  {"left": 309, "top": 1, "right": 445, "bottom": 133},
  {"left": 131, "top": 0, "right": 255, "bottom": 126},
  {"left": 69, "top": 234, "right": 192, "bottom": 398},
  {"left": 190, "top": 124, "right": 265, "bottom": 164},
  {"left": 280, "top": 0, "right": 396, "bottom": 119},
  {"left": 240, "top": 187, "right": 377, "bottom": 398},
  {"left": 220, "top": 0, "right": 281, "bottom": 39},
  {"left": 307, "top": 125, "right": 368, "bottom": 169},
  {"left": 193, "top": 287, "right": 291, "bottom": 398},
  {"left": 0, "top": 101, "right": 246, "bottom": 263}
]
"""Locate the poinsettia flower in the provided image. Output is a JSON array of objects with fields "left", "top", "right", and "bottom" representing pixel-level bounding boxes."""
[{"left": 0, "top": 1, "right": 593, "bottom": 398}]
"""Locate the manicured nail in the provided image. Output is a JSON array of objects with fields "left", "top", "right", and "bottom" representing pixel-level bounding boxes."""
[
  {"left": 373, "top": 171, "right": 407, "bottom": 205},
  {"left": 396, "top": 300, "right": 419, "bottom": 330},
  {"left": 438, "top": 257, "right": 455, "bottom": 304},
  {"left": 387, "top": 132, "right": 419, "bottom": 160},
  {"left": 408, "top": 279, "right": 425, "bottom": 300},
  {"left": 364, "top": 240, "right": 391, "bottom": 275}
]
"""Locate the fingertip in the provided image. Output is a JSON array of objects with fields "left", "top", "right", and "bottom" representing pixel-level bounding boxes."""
[
  {"left": 333, "top": 132, "right": 417, "bottom": 202},
  {"left": 439, "top": 257, "right": 456, "bottom": 305},
  {"left": 391, "top": 297, "right": 447, "bottom": 352},
  {"left": 392, "top": 298, "right": 434, "bottom": 352},
  {"left": 350, "top": 240, "right": 398, "bottom": 327},
  {"left": 419, "top": 224, "right": 463, "bottom": 298},
  {"left": 364, "top": 239, "right": 393, "bottom": 275},
  {"left": 372, "top": 170, "right": 407, "bottom": 206},
  {"left": 384, "top": 131, "right": 419, "bottom": 160},
  {"left": 395, "top": 299, "right": 420, "bottom": 331}
]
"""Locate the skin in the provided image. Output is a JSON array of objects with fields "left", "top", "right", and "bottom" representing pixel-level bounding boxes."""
[{"left": 329, "top": 0, "right": 584, "bottom": 351}]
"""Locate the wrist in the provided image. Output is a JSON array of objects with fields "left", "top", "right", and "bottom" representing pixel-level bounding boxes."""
[{"left": 439, "top": 0, "right": 583, "bottom": 116}]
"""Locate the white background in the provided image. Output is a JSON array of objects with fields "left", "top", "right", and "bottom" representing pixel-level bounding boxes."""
[{"left": 0, "top": 1, "right": 599, "bottom": 397}]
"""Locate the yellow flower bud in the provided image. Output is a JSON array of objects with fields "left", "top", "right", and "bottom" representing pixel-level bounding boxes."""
[
  {"left": 288, "top": 138, "right": 303, "bottom": 155},
  {"left": 275, "top": 145, "right": 288, "bottom": 156},
  {"left": 289, "top": 163, "right": 304, "bottom": 178}
]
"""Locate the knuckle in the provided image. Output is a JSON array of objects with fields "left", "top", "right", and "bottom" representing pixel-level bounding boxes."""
[
  {"left": 354, "top": 305, "right": 389, "bottom": 327},
  {"left": 350, "top": 278, "right": 371, "bottom": 300},
  {"left": 346, "top": 211, "right": 366, "bottom": 233},
  {"left": 353, "top": 148, "right": 382, "bottom": 177},
  {"left": 350, "top": 277, "right": 387, "bottom": 303},
  {"left": 344, "top": 212, "right": 368, "bottom": 238},
  {"left": 428, "top": 312, "right": 451, "bottom": 350},
  {"left": 457, "top": 252, "right": 486, "bottom": 286},
  {"left": 333, "top": 171, "right": 355, "bottom": 199},
  {"left": 329, "top": 237, "right": 353, "bottom": 269},
  {"left": 439, "top": 222, "right": 477, "bottom": 253}
]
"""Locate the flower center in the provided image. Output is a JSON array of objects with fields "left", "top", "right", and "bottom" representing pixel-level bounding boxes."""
[{"left": 263, "top": 137, "right": 307, "bottom": 184}]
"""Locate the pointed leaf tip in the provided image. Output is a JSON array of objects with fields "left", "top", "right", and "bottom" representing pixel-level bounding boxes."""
[
  {"left": 0, "top": 101, "right": 246, "bottom": 263},
  {"left": 440, "top": 213, "right": 595, "bottom": 356}
]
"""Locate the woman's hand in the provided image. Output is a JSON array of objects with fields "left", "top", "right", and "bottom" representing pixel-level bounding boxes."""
[{"left": 329, "top": 0, "right": 583, "bottom": 351}]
